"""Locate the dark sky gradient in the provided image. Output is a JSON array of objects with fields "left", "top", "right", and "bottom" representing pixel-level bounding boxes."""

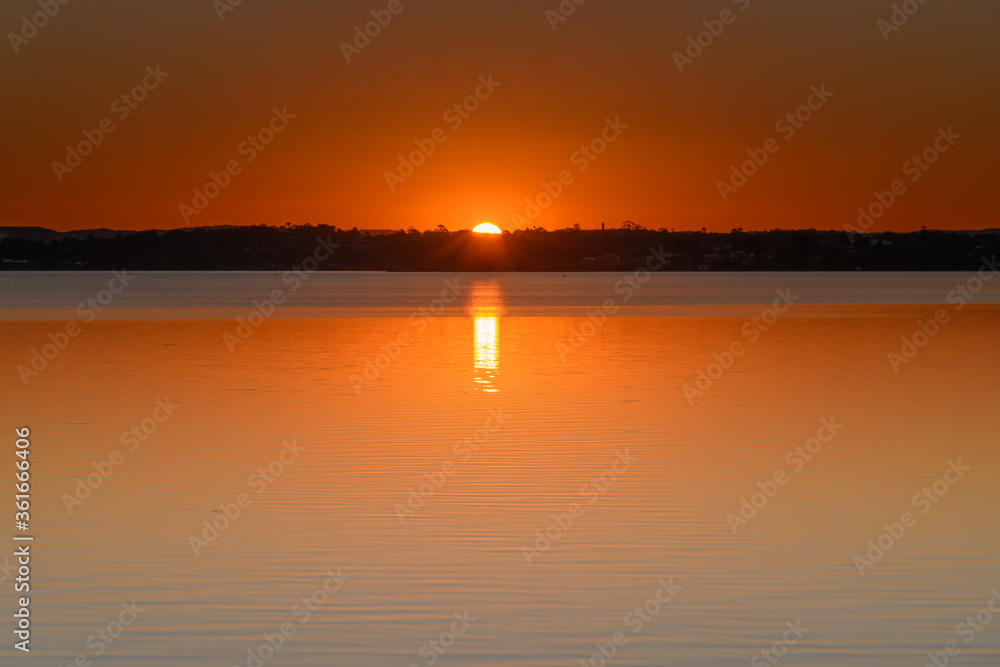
[{"left": 2, "top": 0, "right": 997, "bottom": 232}]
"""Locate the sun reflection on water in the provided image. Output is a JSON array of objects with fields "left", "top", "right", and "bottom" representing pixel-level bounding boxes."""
[{"left": 467, "top": 281, "right": 505, "bottom": 393}]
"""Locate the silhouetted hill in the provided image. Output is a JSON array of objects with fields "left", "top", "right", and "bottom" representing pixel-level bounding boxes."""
[{"left": 0, "top": 226, "right": 153, "bottom": 242}]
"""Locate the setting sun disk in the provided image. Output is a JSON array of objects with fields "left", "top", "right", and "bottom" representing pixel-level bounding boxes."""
[{"left": 473, "top": 223, "right": 502, "bottom": 234}]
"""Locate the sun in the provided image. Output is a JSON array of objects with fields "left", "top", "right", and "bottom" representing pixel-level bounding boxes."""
[{"left": 472, "top": 222, "right": 502, "bottom": 234}]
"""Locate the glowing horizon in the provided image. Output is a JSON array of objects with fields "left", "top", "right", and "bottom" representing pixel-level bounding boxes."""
[{"left": 3, "top": 3, "right": 995, "bottom": 234}]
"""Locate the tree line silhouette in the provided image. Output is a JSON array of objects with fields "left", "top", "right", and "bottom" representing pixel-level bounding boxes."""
[{"left": 1, "top": 224, "right": 997, "bottom": 272}]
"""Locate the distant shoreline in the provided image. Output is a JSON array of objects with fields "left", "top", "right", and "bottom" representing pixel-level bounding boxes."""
[{"left": 2, "top": 226, "right": 997, "bottom": 272}]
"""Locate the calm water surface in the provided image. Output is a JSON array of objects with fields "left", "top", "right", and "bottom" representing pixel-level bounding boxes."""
[{"left": 1, "top": 272, "right": 997, "bottom": 666}]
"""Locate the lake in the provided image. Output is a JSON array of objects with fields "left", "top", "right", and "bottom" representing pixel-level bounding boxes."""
[{"left": 1, "top": 271, "right": 998, "bottom": 666}]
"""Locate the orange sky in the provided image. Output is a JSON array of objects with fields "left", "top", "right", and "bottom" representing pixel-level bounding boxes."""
[{"left": 2, "top": 0, "right": 997, "bottom": 233}]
